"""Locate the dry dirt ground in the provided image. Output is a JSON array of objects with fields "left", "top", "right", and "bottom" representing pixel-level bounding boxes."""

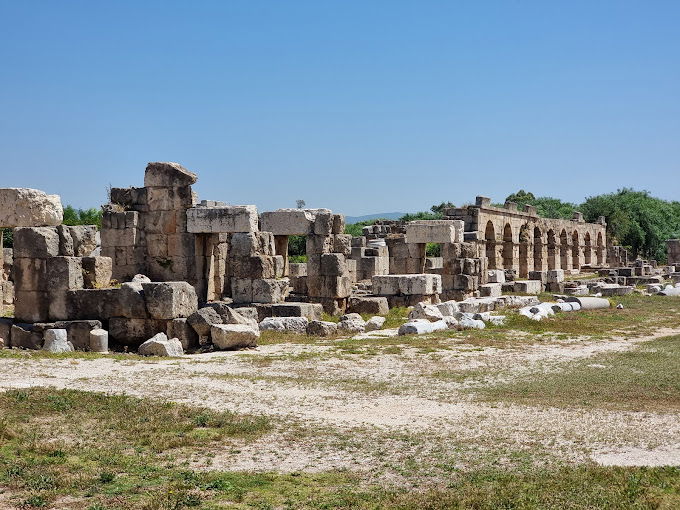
[{"left": 1, "top": 326, "right": 679, "bottom": 485}]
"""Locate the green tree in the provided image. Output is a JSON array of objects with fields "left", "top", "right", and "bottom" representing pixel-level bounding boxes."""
[
  {"left": 502, "top": 190, "right": 577, "bottom": 219},
  {"left": 62, "top": 205, "right": 103, "bottom": 229},
  {"left": 430, "top": 201, "right": 455, "bottom": 215},
  {"left": 581, "top": 189, "right": 680, "bottom": 262}
]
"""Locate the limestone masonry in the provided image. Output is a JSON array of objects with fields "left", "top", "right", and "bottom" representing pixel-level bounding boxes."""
[{"left": 1, "top": 162, "right": 677, "bottom": 355}]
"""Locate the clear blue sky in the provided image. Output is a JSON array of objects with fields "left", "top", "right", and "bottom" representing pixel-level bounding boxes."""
[{"left": 1, "top": 1, "right": 678, "bottom": 216}]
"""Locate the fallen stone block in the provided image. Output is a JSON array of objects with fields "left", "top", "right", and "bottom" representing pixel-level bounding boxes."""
[
  {"left": 10, "top": 323, "right": 43, "bottom": 349},
  {"left": 306, "top": 320, "right": 338, "bottom": 336},
  {"left": 259, "top": 317, "right": 308, "bottom": 333},
  {"left": 42, "top": 329, "right": 73, "bottom": 353},
  {"left": 188, "top": 307, "right": 223, "bottom": 337},
  {"left": 270, "top": 302, "right": 323, "bottom": 321},
  {"left": 514, "top": 280, "right": 543, "bottom": 294},
  {"left": 0, "top": 188, "right": 63, "bottom": 227},
  {"left": 53, "top": 320, "right": 103, "bottom": 350},
  {"left": 347, "top": 296, "right": 389, "bottom": 315},
  {"left": 108, "top": 318, "right": 168, "bottom": 346},
  {"left": 211, "top": 324, "right": 259, "bottom": 349},
  {"left": 365, "top": 316, "right": 386, "bottom": 331},
  {"left": 167, "top": 318, "right": 199, "bottom": 350},
  {"left": 479, "top": 283, "right": 502, "bottom": 298},
  {"left": 546, "top": 269, "right": 565, "bottom": 283},
  {"left": 408, "top": 302, "right": 444, "bottom": 322},
  {"left": 399, "top": 274, "right": 441, "bottom": 295},
  {"left": 138, "top": 332, "right": 184, "bottom": 357},
  {"left": 398, "top": 319, "right": 447, "bottom": 336}
]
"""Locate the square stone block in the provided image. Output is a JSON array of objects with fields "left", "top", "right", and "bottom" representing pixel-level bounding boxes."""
[
  {"left": 13, "top": 227, "right": 59, "bottom": 258},
  {"left": 142, "top": 282, "right": 199, "bottom": 319}
]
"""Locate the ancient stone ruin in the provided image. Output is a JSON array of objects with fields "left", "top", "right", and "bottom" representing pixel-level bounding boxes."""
[{"left": 1, "top": 161, "right": 679, "bottom": 354}]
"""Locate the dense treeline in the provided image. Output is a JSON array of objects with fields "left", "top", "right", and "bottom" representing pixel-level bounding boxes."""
[{"left": 343, "top": 189, "right": 680, "bottom": 263}]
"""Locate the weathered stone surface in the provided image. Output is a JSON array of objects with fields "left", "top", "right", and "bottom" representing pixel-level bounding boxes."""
[
  {"left": 14, "top": 290, "right": 49, "bottom": 323},
  {"left": 0, "top": 318, "right": 12, "bottom": 348},
  {"left": 405, "top": 220, "right": 463, "bottom": 244},
  {"left": 13, "top": 227, "right": 60, "bottom": 258},
  {"left": 211, "top": 324, "right": 259, "bottom": 350},
  {"left": 259, "top": 317, "right": 308, "bottom": 333},
  {"left": 337, "top": 315, "right": 366, "bottom": 334},
  {"left": 46, "top": 256, "right": 84, "bottom": 290},
  {"left": 205, "top": 302, "right": 259, "bottom": 329},
  {"left": 53, "top": 320, "right": 103, "bottom": 350},
  {"left": 365, "top": 316, "right": 386, "bottom": 331},
  {"left": 187, "top": 308, "right": 223, "bottom": 336},
  {"left": 167, "top": 318, "right": 199, "bottom": 350},
  {"left": 82, "top": 256, "right": 113, "bottom": 289},
  {"left": 0, "top": 188, "right": 63, "bottom": 227},
  {"left": 371, "top": 275, "right": 401, "bottom": 296},
  {"left": 514, "top": 280, "right": 543, "bottom": 294},
  {"left": 142, "top": 282, "right": 198, "bottom": 319},
  {"left": 42, "top": 329, "right": 73, "bottom": 353},
  {"left": 144, "top": 162, "right": 197, "bottom": 188},
  {"left": 270, "top": 302, "right": 323, "bottom": 321},
  {"left": 399, "top": 274, "right": 441, "bottom": 295},
  {"left": 408, "top": 302, "right": 444, "bottom": 322},
  {"left": 138, "top": 332, "right": 184, "bottom": 357},
  {"left": 306, "top": 320, "right": 337, "bottom": 336},
  {"left": 398, "top": 319, "right": 447, "bottom": 336},
  {"left": 89, "top": 328, "right": 109, "bottom": 353},
  {"left": 10, "top": 324, "right": 43, "bottom": 349},
  {"left": 187, "top": 205, "right": 258, "bottom": 233},
  {"left": 547, "top": 269, "right": 565, "bottom": 283},
  {"left": 259, "top": 209, "right": 328, "bottom": 236},
  {"left": 230, "top": 232, "right": 275, "bottom": 257},
  {"left": 347, "top": 296, "right": 389, "bottom": 315},
  {"left": 479, "top": 283, "right": 502, "bottom": 297},
  {"left": 108, "top": 318, "right": 168, "bottom": 346},
  {"left": 487, "top": 270, "right": 505, "bottom": 283}
]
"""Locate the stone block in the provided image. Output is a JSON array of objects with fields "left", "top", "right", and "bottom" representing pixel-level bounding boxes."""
[
  {"left": 12, "top": 257, "right": 47, "bottom": 291},
  {"left": 347, "top": 296, "right": 389, "bottom": 315},
  {"left": 230, "top": 256, "right": 277, "bottom": 279},
  {"left": 211, "top": 324, "right": 259, "bottom": 350},
  {"left": 188, "top": 307, "right": 223, "bottom": 337},
  {"left": 108, "top": 318, "right": 168, "bottom": 346},
  {"left": 320, "top": 253, "right": 347, "bottom": 276},
  {"left": 332, "top": 234, "right": 353, "bottom": 256},
  {"left": 372, "top": 275, "right": 402, "bottom": 296},
  {"left": 109, "top": 187, "right": 148, "bottom": 209},
  {"left": 306, "top": 276, "right": 351, "bottom": 298},
  {"left": 453, "top": 274, "right": 479, "bottom": 291},
  {"left": 514, "top": 280, "right": 543, "bottom": 294},
  {"left": 146, "top": 186, "right": 194, "bottom": 211},
  {"left": 13, "top": 227, "right": 59, "bottom": 258},
  {"left": 528, "top": 271, "right": 547, "bottom": 284},
  {"left": 144, "top": 161, "right": 198, "bottom": 188},
  {"left": 187, "top": 205, "right": 258, "bottom": 233},
  {"left": 332, "top": 215, "right": 345, "bottom": 234},
  {"left": 260, "top": 209, "right": 318, "bottom": 235},
  {"left": 259, "top": 316, "right": 309, "bottom": 333},
  {"left": 405, "top": 220, "right": 463, "bottom": 244},
  {"left": 167, "top": 318, "right": 199, "bottom": 350},
  {"left": 58, "top": 225, "right": 97, "bottom": 256},
  {"left": 487, "top": 269, "right": 505, "bottom": 283},
  {"left": 0, "top": 318, "right": 12, "bottom": 347},
  {"left": 231, "top": 278, "right": 253, "bottom": 303},
  {"left": 142, "top": 282, "right": 198, "bottom": 319},
  {"left": 230, "top": 232, "right": 275, "bottom": 257},
  {"left": 139, "top": 332, "right": 184, "bottom": 356},
  {"left": 399, "top": 274, "right": 441, "bottom": 295},
  {"left": 14, "top": 290, "right": 49, "bottom": 323},
  {"left": 46, "top": 257, "right": 84, "bottom": 291},
  {"left": 252, "top": 278, "right": 290, "bottom": 303},
  {"left": 306, "top": 320, "right": 338, "bottom": 336},
  {"left": 11, "top": 323, "right": 43, "bottom": 349},
  {"left": 547, "top": 269, "right": 565, "bottom": 283},
  {"left": 306, "top": 235, "right": 333, "bottom": 255},
  {"left": 271, "top": 302, "right": 323, "bottom": 320},
  {"left": 0, "top": 188, "right": 63, "bottom": 227},
  {"left": 479, "top": 283, "right": 502, "bottom": 298},
  {"left": 81, "top": 257, "right": 112, "bottom": 289},
  {"left": 313, "top": 212, "right": 333, "bottom": 235},
  {"left": 52, "top": 320, "right": 103, "bottom": 350}
]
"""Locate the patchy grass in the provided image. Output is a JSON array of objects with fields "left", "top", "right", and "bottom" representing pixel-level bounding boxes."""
[
  {"left": 474, "top": 334, "right": 680, "bottom": 412},
  {"left": 0, "top": 386, "right": 678, "bottom": 510},
  {"left": 0, "top": 349, "right": 169, "bottom": 362}
]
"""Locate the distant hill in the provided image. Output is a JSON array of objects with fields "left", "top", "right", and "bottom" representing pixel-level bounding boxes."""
[{"left": 345, "top": 212, "right": 406, "bottom": 224}]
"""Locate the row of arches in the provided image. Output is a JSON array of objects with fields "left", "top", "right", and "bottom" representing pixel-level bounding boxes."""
[{"left": 484, "top": 221, "right": 604, "bottom": 276}]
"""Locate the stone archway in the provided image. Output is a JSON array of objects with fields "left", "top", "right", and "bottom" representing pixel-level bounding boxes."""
[
  {"left": 502, "top": 223, "right": 514, "bottom": 270},
  {"left": 485, "top": 221, "right": 497, "bottom": 269},
  {"left": 533, "top": 227, "right": 543, "bottom": 271}
]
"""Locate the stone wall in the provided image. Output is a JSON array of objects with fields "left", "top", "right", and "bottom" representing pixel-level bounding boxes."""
[
  {"left": 446, "top": 197, "right": 608, "bottom": 277},
  {"left": 667, "top": 240, "right": 680, "bottom": 266}
]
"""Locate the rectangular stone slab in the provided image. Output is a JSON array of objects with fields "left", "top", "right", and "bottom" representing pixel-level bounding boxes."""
[
  {"left": 405, "top": 220, "right": 464, "bottom": 244},
  {"left": 186, "top": 205, "right": 258, "bottom": 233}
]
